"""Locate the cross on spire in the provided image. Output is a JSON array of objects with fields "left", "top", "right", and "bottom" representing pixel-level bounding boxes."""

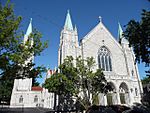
[{"left": 99, "top": 16, "right": 102, "bottom": 22}]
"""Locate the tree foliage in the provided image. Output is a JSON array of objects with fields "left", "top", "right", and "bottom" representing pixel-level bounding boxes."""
[
  {"left": 0, "top": 1, "right": 48, "bottom": 104},
  {"left": 124, "top": 5, "right": 150, "bottom": 107},
  {"left": 142, "top": 76, "right": 150, "bottom": 85},
  {"left": 141, "top": 76, "right": 150, "bottom": 107},
  {"left": 44, "top": 56, "right": 112, "bottom": 109},
  {"left": 124, "top": 9, "right": 150, "bottom": 67}
]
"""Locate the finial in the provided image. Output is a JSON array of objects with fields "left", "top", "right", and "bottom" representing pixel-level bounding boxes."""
[
  {"left": 67, "top": 9, "right": 70, "bottom": 14},
  {"left": 30, "top": 18, "right": 32, "bottom": 23},
  {"left": 74, "top": 24, "right": 77, "bottom": 30},
  {"left": 99, "top": 16, "right": 102, "bottom": 22}
]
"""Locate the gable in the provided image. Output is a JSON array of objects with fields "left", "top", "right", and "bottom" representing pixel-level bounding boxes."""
[
  {"left": 82, "top": 22, "right": 122, "bottom": 49},
  {"left": 81, "top": 22, "right": 128, "bottom": 75}
]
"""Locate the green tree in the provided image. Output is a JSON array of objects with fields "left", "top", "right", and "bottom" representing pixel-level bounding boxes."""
[
  {"left": 124, "top": 4, "right": 150, "bottom": 107},
  {"left": 142, "top": 76, "right": 150, "bottom": 85},
  {"left": 0, "top": 1, "right": 47, "bottom": 104},
  {"left": 44, "top": 56, "right": 111, "bottom": 110},
  {"left": 141, "top": 76, "right": 150, "bottom": 107},
  {"left": 124, "top": 9, "right": 150, "bottom": 67}
]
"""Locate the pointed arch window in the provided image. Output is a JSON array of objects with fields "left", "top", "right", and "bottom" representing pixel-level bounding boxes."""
[
  {"left": 98, "top": 46, "right": 112, "bottom": 71},
  {"left": 19, "top": 95, "right": 23, "bottom": 103}
]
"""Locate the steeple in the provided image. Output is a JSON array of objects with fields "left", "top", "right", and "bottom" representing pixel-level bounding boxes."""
[
  {"left": 118, "top": 22, "right": 123, "bottom": 40},
  {"left": 25, "top": 18, "right": 32, "bottom": 36},
  {"left": 64, "top": 10, "right": 73, "bottom": 31},
  {"left": 24, "top": 18, "right": 33, "bottom": 44},
  {"left": 118, "top": 22, "right": 129, "bottom": 46},
  {"left": 74, "top": 25, "right": 77, "bottom": 33},
  {"left": 24, "top": 18, "right": 34, "bottom": 64},
  {"left": 58, "top": 11, "right": 79, "bottom": 66}
]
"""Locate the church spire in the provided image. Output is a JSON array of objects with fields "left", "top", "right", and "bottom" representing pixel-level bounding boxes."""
[
  {"left": 23, "top": 18, "right": 34, "bottom": 65},
  {"left": 118, "top": 22, "right": 129, "bottom": 45},
  {"left": 25, "top": 18, "right": 32, "bottom": 36},
  {"left": 118, "top": 22, "right": 123, "bottom": 40},
  {"left": 24, "top": 18, "right": 33, "bottom": 44},
  {"left": 64, "top": 10, "right": 73, "bottom": 31}
]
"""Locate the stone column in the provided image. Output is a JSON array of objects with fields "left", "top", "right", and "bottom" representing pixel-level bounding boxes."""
[
  {"left": 125, "top": 92, "right": 130, "bottom": 105},
  {"left": 117, "top": 92, "right": 121, "bottom": 104},
  {"left": 112, "top": 93, "right": 117, "bottom": 105},
  {"left": 99, "top": 93, "right": 105, "bottom": 105},
  {"left": 104, "top": 95, "right": 107, "bottom": 106},
  {"left": 51, "top": 93, "right": 55, "bottom": 109},
  {"left": 129, "top": 90, "right": 133, "bottom": 106}
]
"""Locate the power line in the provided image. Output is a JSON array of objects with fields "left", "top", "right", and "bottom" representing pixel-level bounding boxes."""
[{"left": 20, "top": 7, "right": 62, "bottom": 29}]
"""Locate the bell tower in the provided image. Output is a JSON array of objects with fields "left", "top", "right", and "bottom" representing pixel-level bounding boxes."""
[
  {"left": 24, "top": 18, "right": 34, "bottom": 65},
  {"left": 58, "top": 10, "right": 79, "bottom": 66}
]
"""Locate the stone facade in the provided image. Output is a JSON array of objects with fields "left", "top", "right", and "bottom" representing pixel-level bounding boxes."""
[
  {"left": 58, "top": 11, "right": 143, "bottom": 106},
  {"left": 10, "top": 19, "right": 54, "bottom": 108},
  {"left": 10, "top": 78, "right": 54, "bottom": 108}
]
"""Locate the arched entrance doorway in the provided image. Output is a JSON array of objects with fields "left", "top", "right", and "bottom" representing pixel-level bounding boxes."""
[
  {"left": 119, "top": 82, "right": 129, "bottom": 104},
  {"left": 106, "top": 82, "right": 117, "bottom": 105}
]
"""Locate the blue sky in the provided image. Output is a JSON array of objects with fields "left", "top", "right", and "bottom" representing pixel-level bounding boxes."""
[{"left": 1, "top": 0, "right": 149, "bottom": 83}]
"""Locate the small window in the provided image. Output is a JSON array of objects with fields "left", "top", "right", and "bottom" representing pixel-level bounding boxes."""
[
  {"left": 131, "top": 70, "right": 134, "bottom": 76},
  {"left": 19, "top": 95, "right": 23, "bottom": 103},
  {"left": 135, "top": 88, "right": 138, "bottom": 96},
  {"left": 41, "top": 99, "right": 44, "bottom": 102},
  {"left": 34, "top": 95, "right": 38, "bottom": 103}
]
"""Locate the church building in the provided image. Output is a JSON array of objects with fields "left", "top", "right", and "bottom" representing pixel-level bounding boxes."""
[
  {"left": 10, "top": 19, "right": 54, "bottom": 108},
  {"left": 10, "top": 10, "right": 143, "bottom": 108},
  {"left": 58, "top": 10, "right": 143, "bottom": 106}
]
